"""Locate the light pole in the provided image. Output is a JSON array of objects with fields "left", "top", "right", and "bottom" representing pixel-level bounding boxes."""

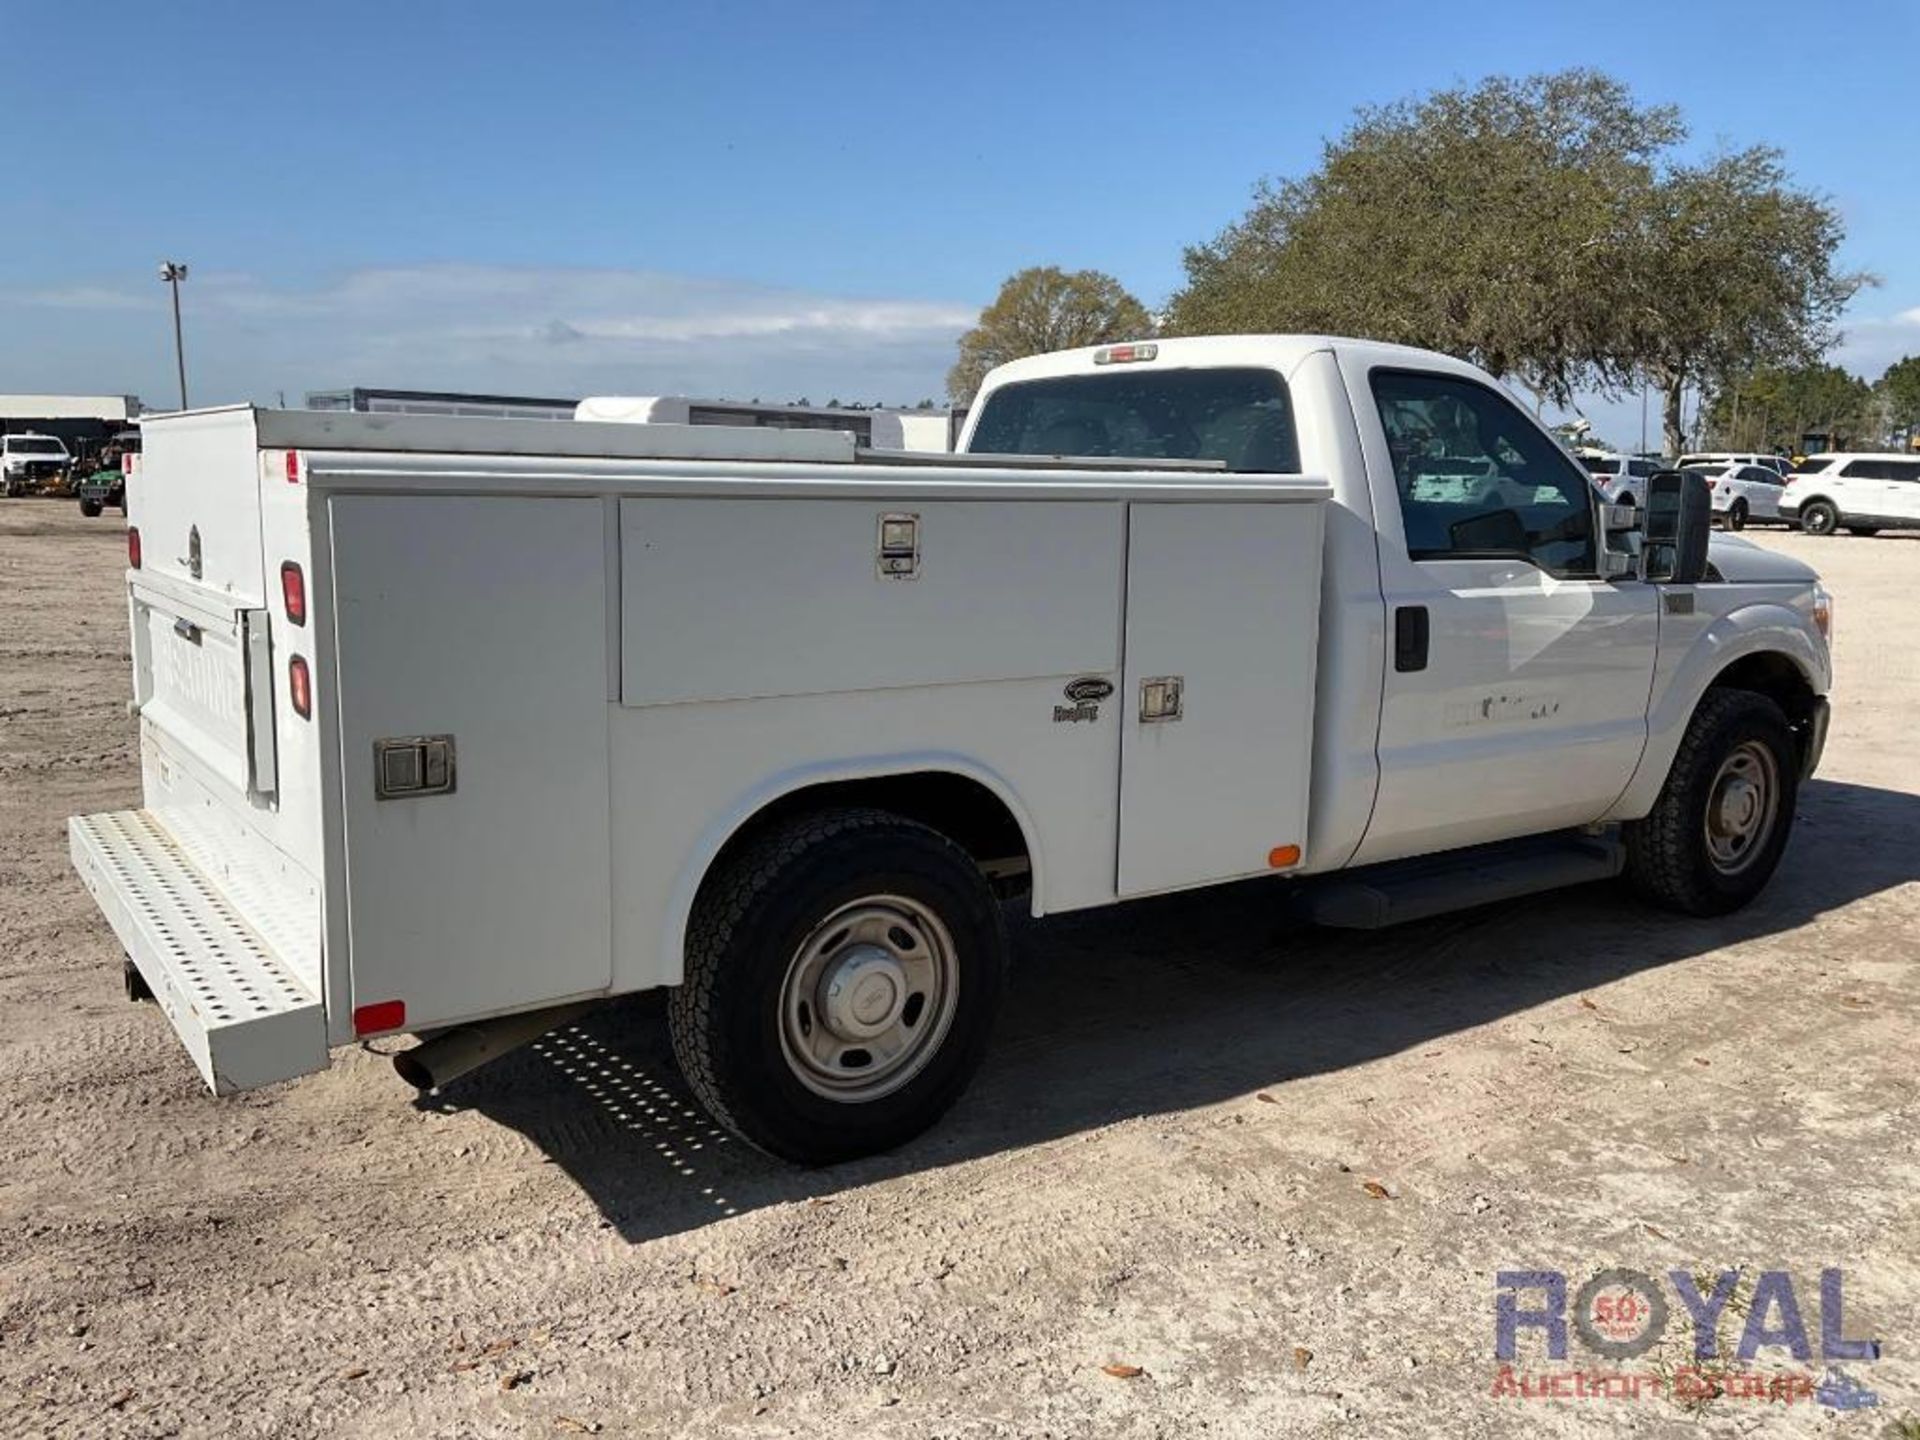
[{"left": 157, "top": 261, "right": 189, "bottom": 410}]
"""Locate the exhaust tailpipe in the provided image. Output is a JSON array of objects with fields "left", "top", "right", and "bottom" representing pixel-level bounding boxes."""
[{"left": 392, "top": 999, "right": 600, "bottom": 1091}]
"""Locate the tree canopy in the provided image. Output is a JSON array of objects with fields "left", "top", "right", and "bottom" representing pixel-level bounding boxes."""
[
  {"left": 1623, "top": 148, "right": 1867, "bottom": 453},
  {"left": 947, "top": 267, "right": 1153, "bottom": 403},
  {"left": 1701, "top": 364, "right": 1874, "bottom": 453},
  {"left": 1164, "top": 68, "right": 1869, "bottom": 453},
  {"left": 1167, "top": 71, "right": 1680, "bottom": 404},
  {"left": 1877, "top": 355, "right": 1920, "bottom": 441}
]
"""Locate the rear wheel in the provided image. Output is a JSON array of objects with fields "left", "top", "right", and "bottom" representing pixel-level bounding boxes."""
[
  {"left": 1800, "top": 500, "right": 1839, "bottom": 535},
  {"left": 668, "top": 808, "right": 1007, "bottom": 1165},
  {"left": 1847, "top": 526, "right": 1880, "bottom": 537},
  {"left": 78, "top": 498, "right": 102, "bottom": 517},
  {"left": 1624, "top": 690, "right": 1798, "bottom": 916}
]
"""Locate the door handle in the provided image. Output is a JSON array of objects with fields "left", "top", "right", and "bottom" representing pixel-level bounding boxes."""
[{"left": 1394, "top": 606, "right": 1429, "bottom": 673}]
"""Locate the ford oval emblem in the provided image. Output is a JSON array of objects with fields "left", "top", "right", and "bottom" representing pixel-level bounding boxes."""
[{"left": 1064, "top": 677, "right": 1114, "bottom": 704}]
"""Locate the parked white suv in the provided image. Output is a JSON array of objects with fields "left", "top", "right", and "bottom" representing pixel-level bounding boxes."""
[
  {"left": 1682, "top": 461, "right": 1786, "bottom": 530},
  {"left": 1577, "top": 450, "right": 1661, "bottom": 508},
  {"left": 1779, "top": 453, "right": 1920, "bottom": 536},
  {"left": 1678, "top": 451, "right": 1791, "bottom": 478}
]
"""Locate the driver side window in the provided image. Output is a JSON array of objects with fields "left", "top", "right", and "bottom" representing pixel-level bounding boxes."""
[{"left": 1370, "top": 369, "right": 1598, "bottom": 577}]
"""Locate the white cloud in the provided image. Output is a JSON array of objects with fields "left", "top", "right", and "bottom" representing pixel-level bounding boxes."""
[
  {"left": 1830, "top": 304, "right": 1920, "bottom": 380},
  {"left": 0, "top": 265, "right": 977, "bottom": 406}
]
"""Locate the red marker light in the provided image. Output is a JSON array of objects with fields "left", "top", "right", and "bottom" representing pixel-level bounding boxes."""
[
  {"left": 288, "top": 655, "right": 312, "bottom": 719},
  {"left": 285, "top": 450, "right": 300, "bottom": 483},
  {"left": 353, "top": 999, "right": 406, "bottom": 1035},
  {"left": 127, "top": 527, "right": 142, "bottom": 569},
  {"left": 280, "top": 561, "right": 306, "bottom": 626}
]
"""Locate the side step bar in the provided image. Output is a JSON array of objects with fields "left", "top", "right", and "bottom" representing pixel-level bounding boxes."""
[{"left": 1300, "top": 832, "right": 1625, "bottom": 930}]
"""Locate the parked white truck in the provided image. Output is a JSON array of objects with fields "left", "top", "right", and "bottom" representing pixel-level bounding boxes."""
[{"left": 70, "top": 335, "right": 1831, "bottom": 1164}]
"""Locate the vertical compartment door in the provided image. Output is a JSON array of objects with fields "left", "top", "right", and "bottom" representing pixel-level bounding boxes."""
[
  {"left": 1118, "top": 502, "right": 1324, "bottom": 896},
  {"left": 329, "top": 495, "right": 612, "bottom": 1027}
]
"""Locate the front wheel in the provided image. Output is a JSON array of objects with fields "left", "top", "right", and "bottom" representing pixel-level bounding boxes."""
[
  {"left": 1727, "top": 500, "right": 1748, "bottom": 531},
  {"left": 1800, "top": 500, "right": 1839, "bottom": 535},
  {"left": 1624, "top": 690, "right": 1799, "bottom": 916},
  {"left": 668, "top": 808, "right": 1007, "bottom": 1165}
]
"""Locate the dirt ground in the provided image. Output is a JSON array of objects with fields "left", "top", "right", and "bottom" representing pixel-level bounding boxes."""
[{"left": 1, "top": 501, "right": 1915, "bottom": 1439}]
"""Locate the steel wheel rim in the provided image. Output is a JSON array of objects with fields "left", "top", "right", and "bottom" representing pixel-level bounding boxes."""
[
  {"left": 1703, "top": 740, "right": 1780, "bottom": 875},
  {"left": 778, "top": 894, "right": 959, "bottom": 1102}
]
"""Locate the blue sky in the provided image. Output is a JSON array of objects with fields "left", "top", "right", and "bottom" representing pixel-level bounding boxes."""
[{"left": 3, "top": 0, "right": 1916, "bottom": 445}]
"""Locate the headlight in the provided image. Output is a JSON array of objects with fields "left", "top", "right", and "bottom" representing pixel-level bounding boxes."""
[{"left": 1812, "top": 585, "right": 1833, "bottom": 643}]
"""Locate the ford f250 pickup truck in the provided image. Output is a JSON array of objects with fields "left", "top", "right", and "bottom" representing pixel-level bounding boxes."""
[{"left": 69, "top": 335, "right": 1831, "bottom": 1164}]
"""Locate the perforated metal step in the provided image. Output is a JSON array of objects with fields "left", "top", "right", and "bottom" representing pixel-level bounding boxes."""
[{"left": 69, "top": 810, "right": 326, "bottom": 1093}]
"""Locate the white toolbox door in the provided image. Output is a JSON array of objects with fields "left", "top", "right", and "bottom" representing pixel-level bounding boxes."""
[
  {"left": 1118, "top": 502, "right": 1324, "bottom": 896},
  {"left": 329, "top": 495, "right": 612, "bottom": 1028}
]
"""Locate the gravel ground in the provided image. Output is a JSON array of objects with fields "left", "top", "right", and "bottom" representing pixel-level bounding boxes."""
[{"left": 1, "top": 502, "right": 1915, "bottom": 1438}]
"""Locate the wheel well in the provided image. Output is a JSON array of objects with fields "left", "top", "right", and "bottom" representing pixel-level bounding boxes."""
[
  {"left": 1710, "top": 652, "right": 1818, "bottom": 753},
  {"left": 712, "top": 772, "right": 1033, "bottom": 896}
]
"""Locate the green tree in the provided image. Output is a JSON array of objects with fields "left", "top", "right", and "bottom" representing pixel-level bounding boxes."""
[
  {"left": 1877, "top": 355, "right": 1920, "bottom": 441},
  {"left": 1702, "top": 364, "right": 1873, "bottom": 453},
  {"left": 1622, "top": 148, "right": 1869, "bottom": 455},
  {"left": 1166, "top": 71, "right": 1682, "bottom": 404},
  {"left": 947, "top": 266, "right": 1153, "bottom": 403},
  {"left": 1165, "top": 69, "right": 1868, "bottom": 452}
]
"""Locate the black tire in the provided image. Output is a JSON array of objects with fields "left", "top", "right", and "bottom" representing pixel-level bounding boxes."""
[
  {"left": 1617, "top": 494, "right": 1638, "bottom": 512},
  {"left": 78, "top": 498, "right": 102, "bottom": 517},
  {"left": 668, "top": 807, "right": 1008, "bottom": 1165},
  {"left": 1624, "top": 690, "right": 1799, "bottom": 916},
  {"left": 1727, "top": 500, "right": 1747, "bottom": 531},
  {"left": 1800, "top": 500, "right": 1839, "bottom": 535},
  {"left": 1847, "top": 526, "right": 1879, "bottom": 537}
]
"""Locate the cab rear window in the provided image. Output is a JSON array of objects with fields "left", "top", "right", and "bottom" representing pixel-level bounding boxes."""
[{"left": 968, "top": 368, "right": 1301, "bottom": 473}]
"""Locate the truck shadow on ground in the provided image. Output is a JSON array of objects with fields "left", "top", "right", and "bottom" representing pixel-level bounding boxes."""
[{"left": 417, "top": 776, "right": 1919, "bottom": 1244}]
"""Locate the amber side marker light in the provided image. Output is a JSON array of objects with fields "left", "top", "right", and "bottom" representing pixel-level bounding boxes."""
[{"left": 1268, "top": 844, "right": 1302, "bottom": 869}]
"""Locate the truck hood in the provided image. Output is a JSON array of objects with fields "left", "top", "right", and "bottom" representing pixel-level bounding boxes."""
[{"left": 1706, "top": 534, "right": 1818, "bottom": 585}]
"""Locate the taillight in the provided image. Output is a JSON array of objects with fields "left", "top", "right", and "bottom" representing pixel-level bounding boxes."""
[
  {"left": 285, "top": 451, "right": 300, "bottom": 484},
  {"left": 280, "top": 561, "right": 306, "bottom": 626},
  {"left": 127, "top": 527, "right": 142, "bottom": 568},
  {"left": 288, "top": 655, "right": 312, "bottom": 719}
]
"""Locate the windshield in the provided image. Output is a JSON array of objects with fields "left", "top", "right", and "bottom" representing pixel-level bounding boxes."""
[
  {"left": 967, "top": 367, "right": 1301, "bottom": 472},
  {"left": 8, "top": 438, "right": 65, "bottom": 455}
]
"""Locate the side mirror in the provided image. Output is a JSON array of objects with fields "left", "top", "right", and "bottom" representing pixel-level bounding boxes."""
[{"left": 1642, "top": 470, "right": 1711, "bottom": 584}]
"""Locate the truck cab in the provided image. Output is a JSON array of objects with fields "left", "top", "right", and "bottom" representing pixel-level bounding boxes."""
[{"left": 962, "top": 335, "right": 1830, "bottom": 883}]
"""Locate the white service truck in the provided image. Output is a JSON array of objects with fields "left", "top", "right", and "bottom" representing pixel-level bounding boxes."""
[{"left": 69, "top": 335, "right": 1832, "bottom": 1164}]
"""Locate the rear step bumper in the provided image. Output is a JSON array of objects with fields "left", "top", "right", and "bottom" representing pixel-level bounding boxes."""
[{"left": 69, "top": 810, "right": 326, "bottom": 1093}]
